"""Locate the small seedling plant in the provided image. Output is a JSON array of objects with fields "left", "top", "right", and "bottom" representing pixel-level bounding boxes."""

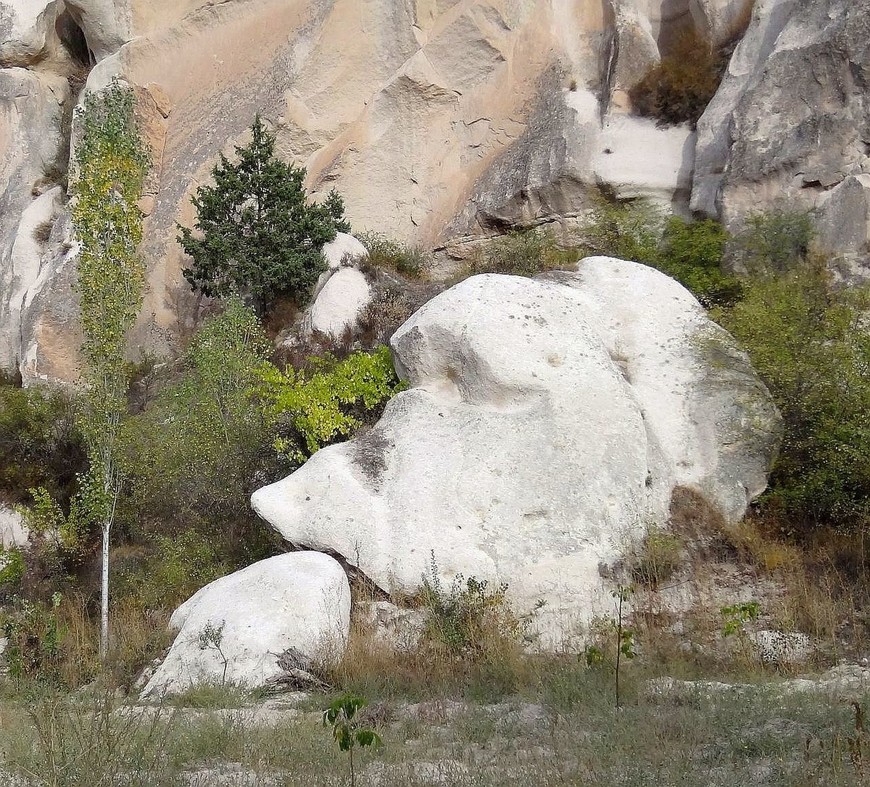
[
  {"left": 720, "top": 600, "right": 760, "bottom": 665},
  {"left": 197, "top": 620, "right": 229, "bottom": 686},
  {"left": 584, "top": 584, "right": 636, "bottom": 708},
  {"left": 323, "top": 693, "right": 382, "bottom": 787}
]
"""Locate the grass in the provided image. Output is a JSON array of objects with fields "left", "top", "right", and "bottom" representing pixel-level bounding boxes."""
[
  {"left": 464, "top": 228, "right": 581, "bottom": 278},
  {"left": 2, "top": 668, "right": 870, "bottom": 785}
]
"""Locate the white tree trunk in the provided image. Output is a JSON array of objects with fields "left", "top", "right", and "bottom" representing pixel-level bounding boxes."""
[{"left": 100, "top": 519, "right": 110, "bottom": 661}]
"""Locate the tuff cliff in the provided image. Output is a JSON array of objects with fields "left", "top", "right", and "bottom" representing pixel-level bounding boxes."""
[{"left": 0, "top": 0, "right": 868, "bottom": 381}]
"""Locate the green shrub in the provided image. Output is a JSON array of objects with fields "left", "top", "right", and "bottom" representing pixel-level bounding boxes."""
[
  {"left": 115, "top": 531, "right": 230, "bottom": 612},
  {"left": 466, "top": 228, "right": 580, "bottom": 277},
  {"left": 117, "top": 299, "right": 284, "bottom": 562},
  {"left": 658, "top": 216, "right": 742, "bottom": 307},
  {"left": 629, "top": 528, "right": 684, "bottom": 588},
  {"left": 578, "top": 198, "right": 739, "bottom": 306},
  {"left": 629, "top": 27, "right": 725, "bottom": 126},
  {"left": 0, "top": 384, "right": 85, "bottom": 507},
  {"left": 731, "top": 209, "right": 815, "bottom": 274},
  {"left": 358, "top": 232, "right": 429, "bottom": 279},
  {"left": 1, "top": 592, "right": 63, "bottom": 686},
  {"left": 716, "top": 261, "right": 870, "bottom": 531},
  {"left": 419, "top": 556, "right": 529, "bottom": 658},
  {"left": 578, "top": 198, "right": 663, "bottom": 265},
  {"left": 257, "top": 345, "right": 405, "bottom": 465}
]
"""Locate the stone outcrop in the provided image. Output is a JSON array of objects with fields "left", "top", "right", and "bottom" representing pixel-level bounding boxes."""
[
  {"left": 692, "top": 0, "right": 870, "bottom": 275},
  {"left": 1, "top": 0, "right": 720, "bottom": 379},
  {"left": 0, "top": 505, "right": 28, "bottom": 549},
  {"left": 142, "top": 551, "right": 351, "bottom": 695},
  {"left": 0, "top": 67, "right": 70, "bottom": 376},
  {"left": 3, "top": 0, "right": 869, "bottom": 378},
  {"left": 252, "top": 261, "right": 780, "bottom": 648}
]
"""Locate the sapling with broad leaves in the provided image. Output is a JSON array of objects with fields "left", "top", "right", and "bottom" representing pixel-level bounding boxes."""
[{"left": 323, "top": 693, "right": 382, "bottom": 787}]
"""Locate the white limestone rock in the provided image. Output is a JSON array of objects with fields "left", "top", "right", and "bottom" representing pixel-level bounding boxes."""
[
  {"left": 252, "top": 261, "right": 780, "bottom": 648},
  {"left": 142, "top": 552, "right": 351, "bottom": 696},
  {"left": 593, "top": 115, "right": 696, "bottom": 208},
  {"left": 322, "top": 232, "right": 368, "bottom": 272},
  {"left": 302, "top": 232, "right": 371, "bottom": 339},
  {"left": 691, "top": 0, "right": 798, "bottom": 218},
  {"left": 304, "top": 267, "right": 372, "bottom": 339},
  {"left": 748, "top": 630, "right": 813, "bottom": 667}
]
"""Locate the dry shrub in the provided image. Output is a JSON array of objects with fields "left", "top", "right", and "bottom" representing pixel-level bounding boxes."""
[
  {"left": 628, "top": 528, "right": 684, "bottom": 589},
  {"left": 357, "top": 286, "right": 414, "bottom": 346},
  {"left": 31, "top": 219, "right": 54, "bottom": 245},
  {"left": 629, "top": 27, "right": 725, "bottom": 126},
  {"left": 51, "top": 595, "right": 171, "bottom": 689},
  {"left": 465, "top": 228, "right": 579, "bottom": 277},
  {"left": 324, "top": 578, "right": 532, "bottom": 701}
]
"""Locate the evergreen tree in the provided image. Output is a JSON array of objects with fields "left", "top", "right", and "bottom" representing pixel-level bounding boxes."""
[{"left": 178, "top": 116, "right": 350, "bottom": 316}]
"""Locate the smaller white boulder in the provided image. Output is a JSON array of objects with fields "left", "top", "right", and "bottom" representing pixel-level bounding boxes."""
[
  {"left": 305, "top": 267, "right": 372, "bottom": 338},
  {"left": 322, "top": 232, "right": 368, "bottom": 272},
  {"left": 141, "top": 552, "right": 351, "bottom": 696}
]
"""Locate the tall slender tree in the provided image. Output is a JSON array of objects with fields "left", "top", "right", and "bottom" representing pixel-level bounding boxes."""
[{"left": 71, "top": 81, "right": 149, "bottom": 660}]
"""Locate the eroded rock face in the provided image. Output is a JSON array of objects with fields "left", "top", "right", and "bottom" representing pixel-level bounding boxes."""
[
  {"left": 252, "top": 261, "right": 780, "bottom": 647},
  {"left": 692, "top": 0, "right": 870, "bottom": 274},
  {"left": 0, "top": 68, "right": 70, "bottom": 375},
  {"left": 0, "top": 0, "right": 61, "bottom": 66},
  {"left": 142, "top": 552, "right": 351, "bottom": 695}
]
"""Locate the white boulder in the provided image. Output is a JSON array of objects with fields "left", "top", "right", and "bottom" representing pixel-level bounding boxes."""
[
  {"left": 142, "top": 552, "right": 351, "bottom": 696},
  {"left": 252, "top": 261, "right": 780, "bottom": 648},
  {"left": 304, "top": 267, "right": 372, "bottom": 339},
  {"left": 302, "top": 232, "right": 372, "bottom": 339},
  {"left": 322, "top": 232, "right": 368, "bottom": 272}
]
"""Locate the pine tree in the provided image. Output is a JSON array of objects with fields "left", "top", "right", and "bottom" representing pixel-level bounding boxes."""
[{"left": 178, "top": 116, "right": 350, "bottom": 316}]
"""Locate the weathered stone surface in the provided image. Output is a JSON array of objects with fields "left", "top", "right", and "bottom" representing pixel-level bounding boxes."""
[
  {"left": 748, "top": 630, "right": 813, "bottom": 667},
  {"left": 0, "top": 67, "right": 70, "bottom": 375},
  {"left": 322, "top": 232, "right": 368, "bottom": 273},
  {"left": 592, "top": 114, "right": 696, "bottom": 206},
  {"left": 0, "top": 0, "right": 60, "bottom": 66},
  {"left": 142, "top": 552, "right": 351, "bottom": 695},
  {"left": 252, "top": 261, "right": 780, "bottom": 647},
  {"left": 816, "top": 175, "right": 870, "bottom": 283},
  {"left": 693, "top": 0, "right": 870, "bottom": 273}
]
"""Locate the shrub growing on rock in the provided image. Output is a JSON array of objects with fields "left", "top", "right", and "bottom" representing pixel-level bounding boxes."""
[
  {"left": 579, "top": 197, "right": 739, "bottom": 306},
  {"left": 357, "top": 232, "right": 429, "bottom": 279},
  {"left": 466, "top": 228, "right": 579, "bottom": 277},
  {"left": 629, "top": 27, "right": 725, "bottom": 127},
  {"left": 257, "top": 345, "right": 405, "bottom": 465},
  {"left": 178, "top": 115, "right": 350, "bottom": 316}
]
